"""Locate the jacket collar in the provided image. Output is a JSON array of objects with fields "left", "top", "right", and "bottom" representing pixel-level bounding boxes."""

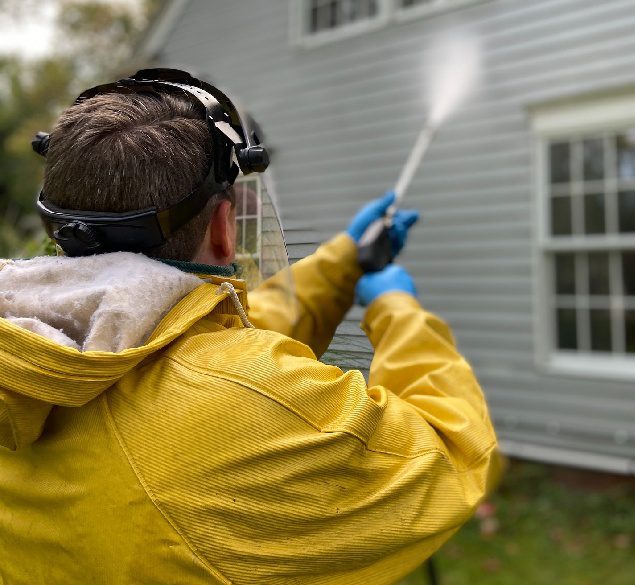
[{"left": 158, "top": 259, "right": 240, "bottom": 278}]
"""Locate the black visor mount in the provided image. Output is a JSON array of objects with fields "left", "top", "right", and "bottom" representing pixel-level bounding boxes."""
[{"left": 34, "top": 68, "right": 270, "bottom": 257}]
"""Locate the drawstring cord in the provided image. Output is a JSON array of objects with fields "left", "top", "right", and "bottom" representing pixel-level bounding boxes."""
[{"left": 216, "top": 281, "right": 254, "bottom": 329}]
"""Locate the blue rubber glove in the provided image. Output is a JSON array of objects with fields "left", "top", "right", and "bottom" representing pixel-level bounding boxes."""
[
  {"left": 356, "top": 264, "right": 417, "bottom": 307},
  {"left": 346, "top": 191, "right": 420, "bottom": 258},
  {"left": 388, "top": 207, "right": 420, "bottom": 258}
]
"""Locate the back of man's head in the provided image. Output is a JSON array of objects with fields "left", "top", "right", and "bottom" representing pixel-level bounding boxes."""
[{"left": 43, "top": 92, "right": 229, "bottom": 261}]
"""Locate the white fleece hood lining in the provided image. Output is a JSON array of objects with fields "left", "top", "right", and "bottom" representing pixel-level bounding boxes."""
[{"left": 0, "top": 253, "right": 203, "bottom": 352}]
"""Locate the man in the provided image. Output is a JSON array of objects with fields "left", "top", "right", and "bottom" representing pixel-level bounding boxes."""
[{"left": 0, "top": 69, "right": 498, "bottom": 584}]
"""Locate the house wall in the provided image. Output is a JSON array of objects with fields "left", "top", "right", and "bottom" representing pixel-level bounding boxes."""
[{"left": 145, "top": 0, "right": 635, "bottom": 473}]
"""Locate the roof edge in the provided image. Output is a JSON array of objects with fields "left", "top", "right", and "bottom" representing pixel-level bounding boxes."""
[{"left": 135, "top": 0, "right": 191, "bottom": 61}]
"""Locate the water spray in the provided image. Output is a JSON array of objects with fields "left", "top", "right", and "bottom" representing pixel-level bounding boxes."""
[{"left": 358, "top": 32, "right": 481, "bottom": 272}]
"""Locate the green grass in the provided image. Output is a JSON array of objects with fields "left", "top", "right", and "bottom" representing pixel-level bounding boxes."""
[{"left": 400, "top": 461, "right": 635, "bottom": 585}]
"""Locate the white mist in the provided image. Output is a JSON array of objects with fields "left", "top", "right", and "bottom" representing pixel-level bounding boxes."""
[{"left": 393, "top": 31, "right": 482, "bottom": 203}]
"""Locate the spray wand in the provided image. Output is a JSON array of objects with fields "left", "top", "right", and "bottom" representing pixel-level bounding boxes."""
[
  {"left": 356, "top": 32, "right": 480, "bottom": 272},
  {"left": 357, "top": 121, "right": 438, "bottom": 272}
]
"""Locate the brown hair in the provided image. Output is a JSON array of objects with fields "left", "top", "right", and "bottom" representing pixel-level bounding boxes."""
[{"left": 43, "top": 91, "right": 233, "bottom": 260}]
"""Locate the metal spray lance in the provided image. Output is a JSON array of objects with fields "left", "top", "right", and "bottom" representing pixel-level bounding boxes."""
[
  {"left": 356, "top": 32, "right": 481, "bottom": 272},
  {"left": 357, "top": 121, "right": 438, "bottom": 272}
]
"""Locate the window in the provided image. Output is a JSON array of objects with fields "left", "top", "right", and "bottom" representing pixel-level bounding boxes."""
[
  {"left": 533, "top": 94, "right": 635, "bottom": 379},
  {"left": 234, "top": 175, "right": 262, "bottom": 269},
  {"left": 292, "top": 0, "right": 389, "bottom": 47},
  {"left": 292, "top": 0, "right": 485, "bottom": 47},
  {"left": 234, "top": 173, "right": 290, "bottom": 285},
  {"left": 548, "top": 133, "right": 635, "bottom": 355}
]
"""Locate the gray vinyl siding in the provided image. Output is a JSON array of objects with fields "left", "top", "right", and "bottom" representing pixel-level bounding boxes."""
[{"left": 147, "top": 0, "right": 635, "bottom": 473}]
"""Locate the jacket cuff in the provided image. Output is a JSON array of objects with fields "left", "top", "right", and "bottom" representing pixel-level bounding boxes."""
[{"left": 361, "top": 292, "right": 422, "bottom": 342}]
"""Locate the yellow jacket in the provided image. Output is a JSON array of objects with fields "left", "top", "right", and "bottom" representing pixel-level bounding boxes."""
[{"left": 0, "top": 234, "right": 498, "bottom": 585}]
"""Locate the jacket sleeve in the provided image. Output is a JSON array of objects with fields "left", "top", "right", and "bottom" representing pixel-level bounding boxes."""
[
  {"left": 362, "top": 292, "right": 498, "bottom": 473},
  {"left": 247, "top": 233, "right": 362, "bottom": 357}
]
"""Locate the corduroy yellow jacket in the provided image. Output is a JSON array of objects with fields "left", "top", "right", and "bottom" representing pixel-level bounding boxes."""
[{"left": 0, "top": 234, "right": 498, "bottom": 585}]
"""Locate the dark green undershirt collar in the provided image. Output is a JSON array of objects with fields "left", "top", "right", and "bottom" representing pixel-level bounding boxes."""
[{"left": 159, "top": 259, "right": 241, "bottom": 278}]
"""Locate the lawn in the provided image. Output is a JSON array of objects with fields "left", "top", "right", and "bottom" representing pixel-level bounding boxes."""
[{"left": 400, "top": 460, "right": 635, "bottom": 585}]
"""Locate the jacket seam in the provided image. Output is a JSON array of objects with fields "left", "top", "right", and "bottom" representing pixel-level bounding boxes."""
[
  {"left": 99, "top": 394, "right": 235, "bottom": 585},
  {"left": 164, "top": 355, "right": 495, "bottom": 463},
  {"left": 0, "top": 345, "right": 119, "bottom": 380},
  {"left": 0, "top": 395, "right": 18, "bottom": 449},
  {"left": 453, "top": 441, "right": 499, "bottom": 474}
]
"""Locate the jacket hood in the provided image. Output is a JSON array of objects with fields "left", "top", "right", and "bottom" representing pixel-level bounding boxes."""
[{"left": 0, "top": 254, "right": 244, "bottom": 451}]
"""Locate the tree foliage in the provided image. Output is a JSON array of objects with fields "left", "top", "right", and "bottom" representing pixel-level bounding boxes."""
[{"left": 0, "top": 0, "right": 165, "bottom": 257}]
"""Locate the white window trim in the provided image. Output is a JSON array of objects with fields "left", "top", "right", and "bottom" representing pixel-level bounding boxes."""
[
  {"left": 531, "top": 91, "right": 635, "bottom": 382},
  {"left": 394, "top": 0, "right": 485, "bottom": 23},
  {"left": 290, "top": 0, "right": 487, "bottom": 48}
]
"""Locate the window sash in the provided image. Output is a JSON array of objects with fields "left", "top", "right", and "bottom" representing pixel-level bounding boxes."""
[
  {"left": 534, "top": 103, "right": 635, "bottom": 377},
  {"left": 297, "top": 0, "right": 389, "bottom": 42}
]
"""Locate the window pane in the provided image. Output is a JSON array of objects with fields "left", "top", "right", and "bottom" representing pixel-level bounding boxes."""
[
  {"left": 316, "top": 3, "right": 331, "bottom": 31},
  {"left": 235, "top": 180, "right": 260, "bottom": 217},
  {"left": 626, "top": 310, "right": 635, "bottom": 353},
  {"left": 243, "top": 181, "right": 259, "bottom": 215},
  {"left": 339, "top": 0, "right": 356, "bottom": 22},
  {"left": 584, "top": 193, "right": 605, "bottom": 234},
  {"left": 310, "top": 2, "right": 319, "bottom": 31},
  {"left": 557, "top": 308, "right": 577, "bottom": 350},
  {"left": 590, "top": 309, "right": 612, "bottom": 352},
  {"left": 623, "top": 251, "right": 635, "bottom": 296},
  {"left": 583, "top": 138, "right": 604, "bottom": 181},
  {"left": 234, "top": 184, "right": 247, "bottom": 216},
  {"left": 555, "top": 253, "right": 576, "bottom": 295},
  {"left": 618, "top": 191, "right": 635, "bottom": 233},
  {"left": 244, "top": 218, "right": 259, "bottom": 254},
  {"left": 550, "top": 142, "right": 571, "bottom": 184},
  {"left": 617, "top": 131, "right": 635, "bottom": 180},
  {"left": 236, "top": 221, "right": 244, "bottom": 250},
  {"left": 328, "top": 1, "right": 338, "bottom": 28},
  {"left": 588, "top": 252, "right": 610, "bottom": 296},
  {"left": 551, "top": 196, "right": 572, "bottom": 235}
]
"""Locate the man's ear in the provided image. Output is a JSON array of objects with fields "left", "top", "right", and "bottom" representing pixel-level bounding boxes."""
[{"left": 194, "top": 199, "right": 236, "bottom": 266}]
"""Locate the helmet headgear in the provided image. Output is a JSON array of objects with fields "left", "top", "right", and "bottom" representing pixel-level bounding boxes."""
[{"left": 33, "top": 68, "right": 270, "bottom": 257}]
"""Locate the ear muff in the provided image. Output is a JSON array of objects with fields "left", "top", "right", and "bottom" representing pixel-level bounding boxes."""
[
  {"left": 32, "top": 132, "right": 51, "bottom": 157},
  {"left": 32, "top": 68, "right": 270, "bottom": 256},
  {"left": 237, "top": 144, "right": 270, "bottom": 174}
]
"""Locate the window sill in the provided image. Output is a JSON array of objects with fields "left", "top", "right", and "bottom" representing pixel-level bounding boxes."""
[
  {"left": 394, "top": 0, "right": 485, "bottom": 24},
  {"left": 541, "top": 352, "right": 635, "bottom": 382},
  {"left": 293, "top": 17, "right": 388, "bottom": 49}
]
